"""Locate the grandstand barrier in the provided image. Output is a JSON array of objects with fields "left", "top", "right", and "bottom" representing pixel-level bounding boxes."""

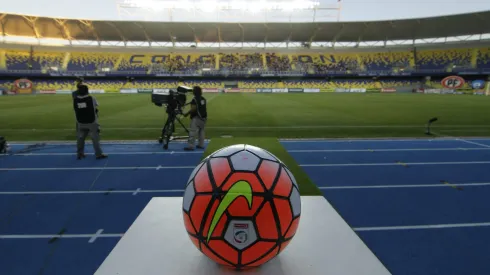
[
  {"left": 39, "top": 90, "right": 56, "bottom": 94},
  {"left": 257, "top": 89, "right": 272, "bottom": 93},
  {"left": 335, "top": 88, "right": 367, "bottom": 93},
  {"left": 120, "top": 89, "right": 138, "bottom": 94},
  {"left": 203, "top": 88, "right": 220, "bottom": 93},
  {"left": 304, "top": 89, "right": 320, "bottom": 93},
  {"left": 272, "top": 89, "right": 288, "bottom": 93},
  {"left": 381, "top": 88, "right": 396, "bottom": 93},
  {"left": 89, "top": 90, "right": 105, "bottom": 94},
  {"left": 288, "top": 88, "right": 304, "bottom": 93},
  {"left": 56, "top": 90, "right": 72, "bottom": 94},
  {"left": 138, "top": 89, "right": 153, "bottom": 94}
]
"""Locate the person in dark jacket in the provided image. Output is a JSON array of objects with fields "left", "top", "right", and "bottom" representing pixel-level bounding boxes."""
[
  {"left": 183, "top": 86, "right": 207, "bottom": 151},
  {"left": 73, "top": 85, "right": 107, "bottom": 160}
]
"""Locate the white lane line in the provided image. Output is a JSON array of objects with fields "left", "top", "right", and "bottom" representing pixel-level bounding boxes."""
[
  {"left": 288, "top": 147, "right": 490, "bottom": 153},
  {"left": 300, "top": 161, "right": 490, "bottom": 167},
  {"left": 457, "top": 138, "right": 490, "bottom": 148},
  {"left": 0, "top": 166, "right": 195, "bottom": 171},
  {"left": 89, "top": 229, "right": 104, "bottom": 243},
  {"left": 0, "top": 189, "right": 185, "bottom": 195},
  {"left": 0, "top": 233, "right": 124, "bottom": 240},
  {"left": 319, "top": 182, "right": 490, "bottom": 190},
  {"left": 2, "top": 151, "right": 202, "bottom": 156},
  {"left": 354, "top": 222, "right": 490, "bottom": 232}
]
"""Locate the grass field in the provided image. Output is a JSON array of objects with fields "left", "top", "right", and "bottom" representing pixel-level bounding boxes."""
[{"left": 1, "top": 93, "right": 490, "bottom": 141}]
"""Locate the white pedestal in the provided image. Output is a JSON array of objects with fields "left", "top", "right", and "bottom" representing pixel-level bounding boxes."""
[{"left": 95, "top": 196, "right": 391, "bottom": 275}]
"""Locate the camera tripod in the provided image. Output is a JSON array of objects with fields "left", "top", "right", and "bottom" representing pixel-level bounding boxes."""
[{"left": 158, "top": 111, "right": 190, "bottom": 150}]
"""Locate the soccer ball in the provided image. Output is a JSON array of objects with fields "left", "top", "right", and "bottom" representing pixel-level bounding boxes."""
[{"left": 182, "top": 144, "right": 301, "bottom": 269}]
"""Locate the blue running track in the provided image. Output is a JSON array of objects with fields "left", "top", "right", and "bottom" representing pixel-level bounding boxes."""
[
  {"left": 1, "top": 138, "right": 490, "bottom": 274},
  {"left": 282, "top": 137, "right": 490, "bottom": 275}
]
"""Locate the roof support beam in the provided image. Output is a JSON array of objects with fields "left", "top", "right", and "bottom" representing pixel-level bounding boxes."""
[
  {"left": 263, "top": 23, "right": 269, "bottom": 48},
  {"left": 0, "top": 15, "right": 8, "bottom": 38},
  {"left": 238, "top": 23, "right": 244, "bottom": 47},
  {"left": 332, "top": 24, "right": 345, "bottom": 47},
  {"left": 106, "top": 22, "right": 127, "bottom": 45},
  {"left": 187, "top": 24, "right": 198, "bottom": 46},
  {"left": 22, "top": 16, "right": 40, "bottom": 39},
  {"left": 79, "top": 20, "right": 101, "bottom": 45},
  {"left": 356, "top": 23, "right": 370, "bottom": 47},
  {"left": 168, "top": 32, "right": 176, "bottom": 47},
  {"left": 54, "top": 19, "right": 73, "bottom": 45},
  {"left": 134, "top": 23, "right": 152, "bottom": 45},
  {"left": 308, "top": 25, "right": 320, "bottom": 44},
  {"left": 216, "top": 24, "right": 221, "bottom": 47}
]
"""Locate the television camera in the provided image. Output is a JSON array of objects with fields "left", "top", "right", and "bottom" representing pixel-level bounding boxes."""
[{"left": 151, "top": 86, "right": 193, "bottom": 149}]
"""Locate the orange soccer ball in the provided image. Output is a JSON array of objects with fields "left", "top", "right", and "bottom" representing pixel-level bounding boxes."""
[{"left": 182, "top": 144, "right": 301, "bottom": 269}]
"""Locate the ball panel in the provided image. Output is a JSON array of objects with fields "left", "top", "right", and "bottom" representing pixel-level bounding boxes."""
[
  {"left": 290, "top": 187, "right": 301, "bottom": 217},
  {"left": 257, "top": 160, "right": 280, "bottom": 191},
  {"left": 273, "top": 168, "right": 293, "bottom": 197},
  {"left": 208, "top": 240, "right": 239, "bottom": 264},
  {"left": 284, "top": 167, "right": 299, "bottom": 190},
  {"left": 285, "top": 216, "right": 300, "bottom": 239},
  {"left": 273, "top": 198, "right": 293, "bottom": 236},
  {"left": 182, "top": 181, "right": 195, "bottom": 212},
  {"left": 255, "top": 202, "right": 278, "bottom": 239},
  {"left": 230, "top": 151, "right": 260, "bottom": 172},
  {"left": 223, "top": 220, "right": 257, "bottom": 250},
  {"left": 227, "top": 196, "right": 264, "bottom": 217},
  {"left": 190, "top": 195, "right": 213, "bottom": 233},
  {"left": 221, "top": 172, "right": 265, "bottom": 193},
  {"left": 247, "top": 246, "right": 279, "bottom": 267},
  {"left": 201, "top": 244, "right": 234, "bottom": 267},
  {"left": 202, "top": 198, "right": 220, "bottom": 238},
  {"left": 241, "top": 241, "right": 276, "bottom": 265},
  {"left": 212, "top": 144, "right": 245, "bottom": 157},
  {"left": 245, "top": 145, "right": 277, "bottom": 162},
  {"left": 194, "top": 165, "right": 213, "bottom": 193},
  {"left": 209, "top": 157, "right": 231, "bottom": 188},
  {"left": 187, "top": 161, "right": 205, "bottom": 185},
  {"left": 183, "top": 211, "right": 197, "bottom": 235}
]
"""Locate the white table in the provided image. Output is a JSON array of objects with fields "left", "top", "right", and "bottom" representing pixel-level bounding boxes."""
[{"left": 95, "top": 196, "right": 391, "bottom": 275}]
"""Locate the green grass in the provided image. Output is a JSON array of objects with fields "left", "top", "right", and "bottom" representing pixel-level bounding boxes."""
[
  {"left": 2, "top": 92, "right": 489, "bottom": 196},
  {"left": 1, "top": 93, "right": 489, "bottom": 141},
  {"left": 203, "top": 137, "right": 321, "bottom": 196}
]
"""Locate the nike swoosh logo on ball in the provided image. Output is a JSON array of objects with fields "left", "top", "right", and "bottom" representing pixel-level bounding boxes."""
[{"left": 206, "top": 180, "right": 253, "bottom": 243}]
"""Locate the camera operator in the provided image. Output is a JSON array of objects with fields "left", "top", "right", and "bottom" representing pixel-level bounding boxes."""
[
  {"left": 73, "top": 84, "right": 107, "bottom": 160},
  {"left": 183, "top": 86, "right": 207, "bottom": 151}
]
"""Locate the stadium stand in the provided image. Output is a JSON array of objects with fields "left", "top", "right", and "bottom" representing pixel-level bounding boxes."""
[{"left": 2, "top": 48, "right": 489, "bottom": 75}]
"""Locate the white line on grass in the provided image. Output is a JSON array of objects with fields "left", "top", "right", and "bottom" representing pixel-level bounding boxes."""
[
  {"left": 300, "top": 161, "right": 490, "bottom": 167},
  {"left": 354, "top": 222, "right": 490, "bottom": 232},
  {"left": 0, "top": 166, "right": 195, "bottom": 171},
  {"left": 288, "top": 147, "right": 490, "bottom": 153},
  {"left": 0, "top": 189, "right": 185, "bottom": 195},
  {"left": 319, "top": 182, "right": 490, "bottom": 190}
]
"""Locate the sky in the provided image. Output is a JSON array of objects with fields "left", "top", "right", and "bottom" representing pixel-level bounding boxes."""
[{"left": 0, "top": 0, "right": 489, "bottom": 22}]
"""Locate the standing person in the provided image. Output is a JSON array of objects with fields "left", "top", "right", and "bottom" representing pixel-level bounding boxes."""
[
  {"left": 73, "top": 84, "right": 107, "bottom": 160},
  {"left": 183, "top": 86, "right": 207, "bottom": 151},
  {"left": 72, "top": 81, "right": 83, "bottom": 133}
]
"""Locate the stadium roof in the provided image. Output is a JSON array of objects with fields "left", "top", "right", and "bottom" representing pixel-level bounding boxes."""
[{"left": 1, "top": 11, "right": 490, "bottom": 47}]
